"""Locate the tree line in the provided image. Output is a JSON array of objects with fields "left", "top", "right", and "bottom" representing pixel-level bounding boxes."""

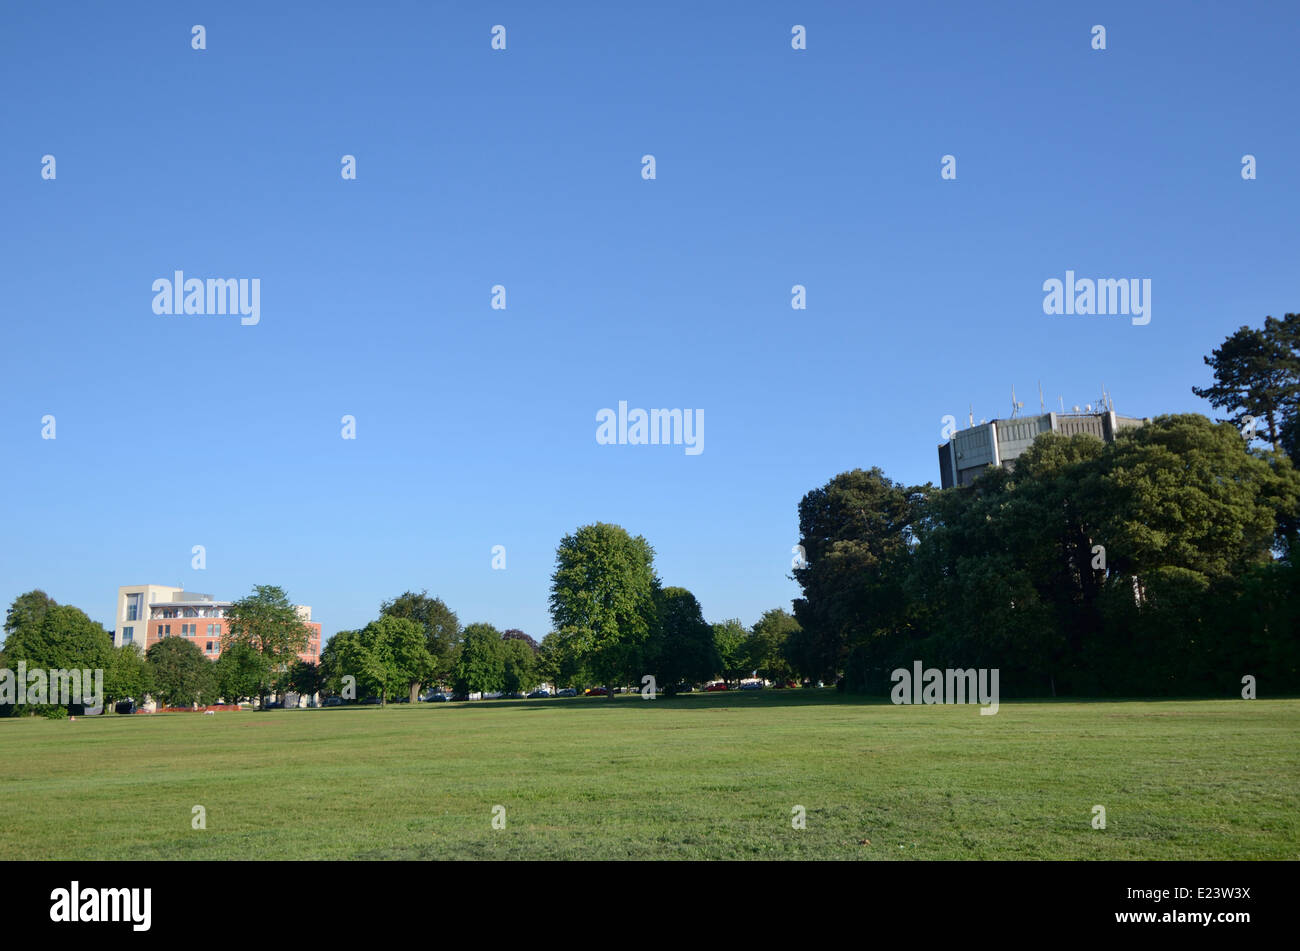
[
  {"left": 7, "top": 313, "right": 1295, "bottom": 709},
  {"left": 1, "top": 585, "right": 318, "bottom": 716},
  {"left": 792, "top": 312, "right": 1300, "bottom": 697}
]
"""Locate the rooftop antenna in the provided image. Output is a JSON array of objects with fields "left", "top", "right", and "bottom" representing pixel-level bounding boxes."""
[
  {"left": 969, "top": 404, "right": 974, "bottom": 428},
  {"left": 1011, "top": 385, "right": 1023, "bottom": 418},
  {"left": 1038, "top": 381, "right": 1045, "bottom": 414},
  {"left": 1059, "top": 396, "right": 1065, "bottom": 414}
]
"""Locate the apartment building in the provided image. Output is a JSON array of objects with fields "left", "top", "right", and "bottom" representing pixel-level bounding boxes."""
[{"left": 113, "top": 586, "right": 321, "bottom": 663}]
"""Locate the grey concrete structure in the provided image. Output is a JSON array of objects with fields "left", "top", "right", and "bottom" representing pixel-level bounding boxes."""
[{"left": 938, "top": 409, "right": 1149, "bottom": 488}]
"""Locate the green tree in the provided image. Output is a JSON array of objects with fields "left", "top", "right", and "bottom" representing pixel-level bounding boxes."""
[
  {"left": 642, "top": 587, "right": 720, "bottom": 693},
  {"left": 222, "top": 585, "right": 312, "bottom": 706},
  {"left": 711, "top": 619, "right": 750, "bottom": 685},
  {"left": 791, "top": 468, "right": 927, "bottom": 682},
  {"left": 3, "top": 589, "right": 57, "bottom": 646},
  {"left": 1192, "top": 314, "right": 1300, "bottom": 452},
  {"left": 369, "top": 616, "right": 436, "bottom": 703},
  {"left": 749, "top": 608, "right": 801, "bottom": 683},
  {"left": 103, "top": 643, "right": 153, "bottom": 708},
  {"left": 286, "top": 659, "right": 325, "bottom": 704},
  {"left": 320, "top": 629, "right": 366, "bottom": 699},
  {"left": 379, "top": 591, "right": 461, "bottom": 688},
  {"left": 146, "top": 637, "right": 218, "bottom": 707},
  {"left": 0, "top": 601, "right": 113, "bottom": 716},
  {"left": 453, "top": 623, "right": 505, "bottom": 696},
  {"left": 537, "top": 631, "right": 584, "bottom": 690},
  {"left": 214, "top": 642, "right": 271, "bottom": 703},
  {"left": 2, "top": 603, "right": 112, "bottom": 673},
  {"left": 501, "top": 637, "right": 539, "bottom": 693},
  {"left": 548, "top": 522, "right": 659, "bottom": 695}
]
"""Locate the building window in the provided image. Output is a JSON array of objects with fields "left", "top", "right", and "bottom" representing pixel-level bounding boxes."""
[
  {"left": 183, "top": 608, "right": 197, "bottom": 618},
  {"left": 122, "top": 626, "right": 134, "bottom": 644},
  {"left": 205, "top": 641, "right": 214, "bottom": 653},
  {"left": 160, "top": 624, "right": 171, "bottom": 637},
  {"left": 125, "top": 593, "right": 142, "bottom": 622}
]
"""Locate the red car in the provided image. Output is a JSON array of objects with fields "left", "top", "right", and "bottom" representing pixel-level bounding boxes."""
[
  {"left": 584, "top": 687, "right": 609, "bottom": 696},
  {"left": 704, "top": 682, "right": 729, "bottom": 692}
]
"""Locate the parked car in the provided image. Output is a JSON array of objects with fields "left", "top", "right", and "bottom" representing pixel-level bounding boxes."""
[
  {"left": 704, "top": 682, "right": 729, "bottom": 692},
  {"left": 263, "top": 700, "right": 285, "bottom": 709},
  {"left": 363, "top": 697, "right": 382, "bottom": 705},
  {"left": 672, "top": 683, "right": 693, "bottom": 693},
  {"left": 425, "top": 692, "right": 450, "bottom": 702},
  {"left": 503, "top": 691, "right": 526, "bottom": 699},
  {"left": 740, "top": 681, "right": 763, "bottom": 690},
  {"left": 556, "top": 688, "right": 577, "bottom": 697},
  {"left": 584, "top": 686, "right": 608, "bottom": 696},
  {"left": 450, "top": 693, "right": 469, "bottom": 702},
  {"left": 527, "top": 688, "right": 551, "bottom": 699},
  {"left": 324, "top": 696, "right": 343, "bottom": 706},
  {"left": 114, "top": 700, "right": 136, "bottom": 715}
]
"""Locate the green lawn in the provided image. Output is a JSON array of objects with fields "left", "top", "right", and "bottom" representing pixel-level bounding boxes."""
[{"left": 2, "top": 691, "right": 1297, "bottom": 859}]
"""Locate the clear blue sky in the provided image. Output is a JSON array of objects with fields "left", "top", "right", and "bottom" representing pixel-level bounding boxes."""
[{"left": 3, "top": 1, "right": 1297, "bottom": 646}]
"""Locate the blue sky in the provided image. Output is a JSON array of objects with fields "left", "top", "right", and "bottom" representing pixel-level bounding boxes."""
[{"left": 2, "top": 1, "right": 1297, "bottom": 646}]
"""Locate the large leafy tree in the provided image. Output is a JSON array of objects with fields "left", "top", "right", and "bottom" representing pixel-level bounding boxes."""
[
  {"left": 453, "top": 623, "right": 506, "bottom": 696},
  {"left": 548, "top": 522, "right": 658, "bottom": 694},
  {"left": 749, "top": 608, "right": 801, "bottom": 683},
  {"left": 711, "top": 618, "right": 751, "bottom": 685},
  {"left": 501, "top": 637, "right": 539, "bottom": 693},
  {"left": 1, "top": 602, "right": 114, "bottom": 715},
  {"left": 3, "top": 590, "right": 58, "bottom": 646},
  {"left": 222, "top": 585, "right": 313, "bottom": 706},
  {"left": 379, "top": 591, "right": 461, "bottom": 688},
  {"left": 1100, "top": 414, "right": 1296, "bottom": 577},
  {"left": 320, "top": 629, "right": 366, "bottom": 699},
  {"left": 641, "top": 587, "right": 720, "bottom": 693},
  {"left": 1192, "top": 313, "right": 1300, "bottom": 451},
  {"left": 103, "top": 643, "right": 153, "bottom": 708},
  {"left": 322, "top": 617, "right": 434, "bottom": 705},
  {"left": 146, "top": 637, "right": 218, "bottom": 707},
  {"left": 537, "top": 631, "right": 584, "bottom": 690},
  {"left": 214, "top": 642, "right": 271, "bottom": 703},
  {"left": 2, "top": 603, "right": 112, "bottom": 673},
  {"left": 791, "top": 469, "right": 927, "bottom": 681},
  {"left": 286, "top": 659, "right": 325, "bottom": 703},
  {"left": 896, "top": 414, "right": 1300, "bottom": 695},
  {"left": 371, "top": 616, "right": 436, "bottom": 703}
]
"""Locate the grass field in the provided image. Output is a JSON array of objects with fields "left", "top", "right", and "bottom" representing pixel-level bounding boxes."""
[{"left": 2, "top": 691, "right": 1297, "bottom": 860}]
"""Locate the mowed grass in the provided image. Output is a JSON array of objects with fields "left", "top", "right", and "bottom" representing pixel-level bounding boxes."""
[{"left": 1, "top": 692, "right": 1297, "bottom": 860}]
